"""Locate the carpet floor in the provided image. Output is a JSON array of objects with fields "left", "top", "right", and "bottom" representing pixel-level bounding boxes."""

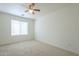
[{"left": 0, "top": 40, "right": 78, "bottom": 56}]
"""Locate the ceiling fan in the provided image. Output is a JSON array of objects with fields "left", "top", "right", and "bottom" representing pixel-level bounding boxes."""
[{"left": 25, "top": 3, "right": 40, "bottom": 14}]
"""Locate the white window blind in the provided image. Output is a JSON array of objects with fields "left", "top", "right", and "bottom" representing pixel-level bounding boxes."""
[{"left": 11, "top": 20, "right": 28, "bottom": 36}]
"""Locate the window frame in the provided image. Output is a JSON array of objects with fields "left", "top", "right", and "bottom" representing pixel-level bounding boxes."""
[{"left": 11, "top": 19, "right": 28, "bottom": 36}]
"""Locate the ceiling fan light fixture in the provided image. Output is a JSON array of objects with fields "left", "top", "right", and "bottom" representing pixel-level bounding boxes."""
[
  {"left": 25, "top": 3, "right": 40, "bottom": 15},
  {"left": 29, "top": 9, "right": 33, "bottom": 13}
]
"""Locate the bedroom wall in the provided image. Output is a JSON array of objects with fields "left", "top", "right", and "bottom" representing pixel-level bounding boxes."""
[
  {"left": 35, "top": 5, "right": 79, "bottom": 54},
  {"left": 0, "top": 12, "right": 35, "bottom": 45}
]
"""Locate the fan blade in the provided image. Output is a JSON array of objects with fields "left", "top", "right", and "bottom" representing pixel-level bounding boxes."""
[
  {"left": 32, "top": 11, "right": 35, "bottom": 14},
  {"left": 34, "top": 9, "right": 40, "bottom": 11},
  {"left": 25, "top": 10, "right": 29, "bottom": 12},
  {"left": 32, "top": 3, "right": 35, "bottom": 6},
  {"left": 29, "top": 5, "right": 32, "bottom": 9},
  {"left": 31, "top": 3, "right": 35, "bottom": 9}
]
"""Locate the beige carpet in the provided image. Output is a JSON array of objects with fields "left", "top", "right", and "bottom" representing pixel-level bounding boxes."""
[{"left": 0, "top": 40, "right": 78, "bottom": 56}]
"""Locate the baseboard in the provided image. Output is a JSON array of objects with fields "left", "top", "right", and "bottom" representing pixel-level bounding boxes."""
[
  {"left": 36, "top": 39, "right": 79, "bottom": 55},
  {"left": 0, "top": 39, "right": 34, "bottom": 47}
]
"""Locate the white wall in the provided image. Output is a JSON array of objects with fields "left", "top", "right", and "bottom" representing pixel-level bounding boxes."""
[
  {"left": 0, "top": 12, "right": 35, "bottom": 45},
  {"left": 35, "top": 5, "right": 79, "bottom": 54}
]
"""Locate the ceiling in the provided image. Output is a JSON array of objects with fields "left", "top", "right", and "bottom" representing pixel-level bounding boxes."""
[{"left": 0, "top": 3, "right": 71, "bottom": 19}]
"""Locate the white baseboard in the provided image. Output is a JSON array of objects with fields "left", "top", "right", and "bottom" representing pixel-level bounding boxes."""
[{"left": 36, "top": 39, "right": 79, "bottom": 55}]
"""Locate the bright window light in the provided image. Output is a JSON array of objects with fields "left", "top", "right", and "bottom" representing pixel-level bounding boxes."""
[
  {"left": 20, "top": 21, "right": 28, "bottom": 35},
  {"left": 11, "top": 20, "right": 28, "bottom": 36}
]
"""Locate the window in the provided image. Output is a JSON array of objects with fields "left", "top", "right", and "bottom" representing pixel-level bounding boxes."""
[{"left": 11, "top": 20, "right": 28, "bottom": 36}]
